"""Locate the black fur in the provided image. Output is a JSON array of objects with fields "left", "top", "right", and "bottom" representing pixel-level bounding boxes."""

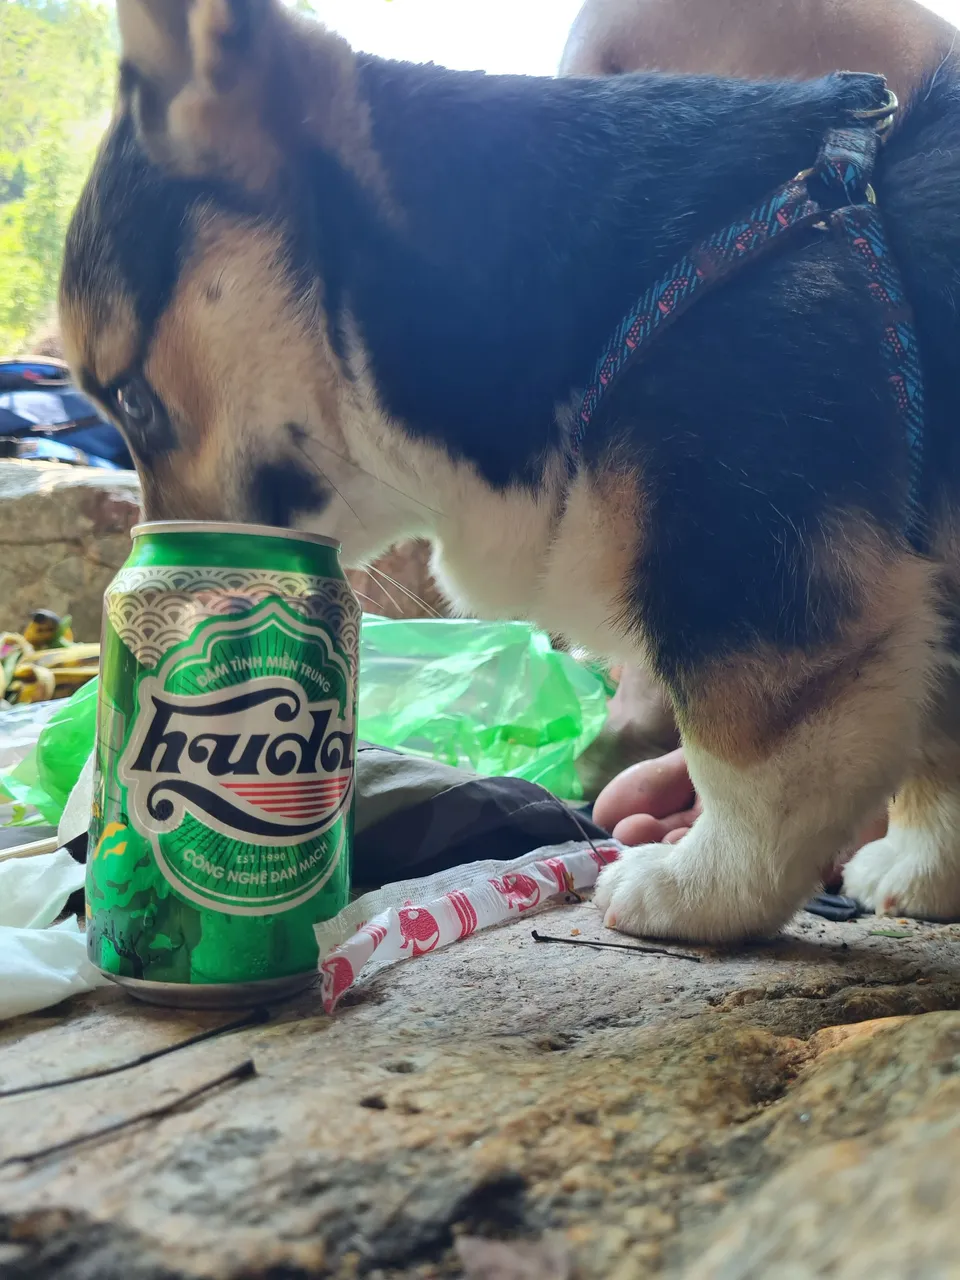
[
  {"left": 283, "top": 66, "right": 911, "bottom": 490},
  {"left": 248, "top": 457, "right": 331, "bottom": 529},
  {"left": 62, "top": 62, "right": 960, "bottom": 690}
]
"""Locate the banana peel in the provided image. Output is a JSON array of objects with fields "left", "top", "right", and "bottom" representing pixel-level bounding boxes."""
[
  {"left": 0, "top": 631, "right": 99, "bottom": 705},
  {"left": 32, "top": 643, "right": 100, "bottom": 669},
  {"left": 7, "top": 663, "right": 57, "bottom": 704}
]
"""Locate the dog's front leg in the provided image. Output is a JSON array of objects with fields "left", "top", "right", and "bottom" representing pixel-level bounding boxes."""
[{"left": 594, "top": 554, "right": 938, "bottom": 944}]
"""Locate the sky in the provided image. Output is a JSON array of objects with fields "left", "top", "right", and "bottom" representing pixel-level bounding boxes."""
[
  {"left": 307, "top": 0, "right": 960, "bottom": 76},
  {"left": 307, "top": 0, "right": 606, "bottom": 75}
]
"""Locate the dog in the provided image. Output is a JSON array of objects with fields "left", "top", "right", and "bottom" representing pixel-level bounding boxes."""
[
  {"left": 59, "top": 0, "right": 960, "bottom": 943},
  {"left": 562, "top": 0, "right": 960, "bottom": 804}
]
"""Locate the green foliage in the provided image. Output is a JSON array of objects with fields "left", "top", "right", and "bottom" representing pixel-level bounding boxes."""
[{"left": 0, "top": 0, "right": 116, "bottom": 352}]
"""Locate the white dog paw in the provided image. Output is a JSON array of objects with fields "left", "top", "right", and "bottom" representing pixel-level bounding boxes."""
[
  {"left": 593, "top": 838, "right": 780, "bottom": 944},
  {"left": 843, "top": 830, "right": 960, "bottom": 920},
  {"left": 593, "top": 844, "right": 682, "bottom": 937}
]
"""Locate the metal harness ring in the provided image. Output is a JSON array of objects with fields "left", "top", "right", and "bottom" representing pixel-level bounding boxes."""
[{"left": 853, "top": 87, "right": 900, "bottom": 133}]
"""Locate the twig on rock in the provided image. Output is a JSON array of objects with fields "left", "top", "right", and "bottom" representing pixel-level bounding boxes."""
[
  {"left": 0, "top": 1060, "right": 256, "bottom": 1168},
  {"left": 0, "top": 1008, "right": 268, "bottom": 1099}
]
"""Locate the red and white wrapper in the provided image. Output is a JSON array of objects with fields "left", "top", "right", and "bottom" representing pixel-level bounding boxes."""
[{"left": 315, "top": 839, "right": 622, "bottom": 1013}]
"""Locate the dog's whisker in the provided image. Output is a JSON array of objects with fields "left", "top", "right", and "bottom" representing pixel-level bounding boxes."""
[
  {"left": 364, "top": 561, "right": 439, "bottom": 619},
  {"left": 292, "top": 439, "right": 367, "bottom": 530},
  {"left": 366, "top": 560, "right": 445, "bottom": 619},
  {"left": 352, "top": 587, "right": 388, "bottom": 613},
  {"left": 357, "top": 563, "right": 406, "bottom": 617},
  {"left": 305, "top": 436, "right": 444, "bottom": 520},
  {"left": 365, "top": 561, "right": 445, "bottom": 619}
]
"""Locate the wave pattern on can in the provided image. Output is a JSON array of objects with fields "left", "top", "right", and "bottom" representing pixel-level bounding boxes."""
[{"left": 107, "top": 566, "right": 360, "bottom": 668}]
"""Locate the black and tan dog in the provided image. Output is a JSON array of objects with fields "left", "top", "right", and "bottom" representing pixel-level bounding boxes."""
[
  {"left": 561, "top": 0, "right": 960, "bottom": 814},
  {"left": 60, "top": 0, "right": 960, "bottom": 942}
]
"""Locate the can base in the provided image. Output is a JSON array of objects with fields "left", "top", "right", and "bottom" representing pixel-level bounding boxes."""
[{"left": 104, "top": 970, "right": 318, "bottom": 1010}]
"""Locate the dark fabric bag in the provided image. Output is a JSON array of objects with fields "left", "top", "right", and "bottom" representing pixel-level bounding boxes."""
[{"left": 352, "top": 742, "right": 607, "bottom": 889}]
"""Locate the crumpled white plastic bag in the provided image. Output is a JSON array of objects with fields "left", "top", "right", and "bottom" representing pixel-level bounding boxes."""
[
  {"left": 0, "top": 700, "right": 60, "bottom": 771},
  {"left": 0, "top": 846, "right": 84, "bottom": 930},
  {"left": 58, "top": 748, "right": 95, "bottom": 846},
  {"left": 0, "top": 917, "right": 108, "bottom": 1021},
  {"left": 0, "top": 847, "right": 108, "bottom": 1021}
]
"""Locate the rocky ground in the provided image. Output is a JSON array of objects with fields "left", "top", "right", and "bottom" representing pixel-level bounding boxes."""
[
  {"left": 0, "top": 462, "right": 141, "bottom": 641},
  {"left": 3, "top": 465, "right": 958, "bottom": 1278},
  {"left": 1, "top": 900, "right": 958, "bottom": 1279}
]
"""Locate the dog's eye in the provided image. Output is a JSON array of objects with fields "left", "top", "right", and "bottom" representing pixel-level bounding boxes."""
[
  {"left": 112, "top": 375, "right": 176, "bottom": 456},
  {"left": 116, "top": 378, "right": 156, "bottom": 428}
]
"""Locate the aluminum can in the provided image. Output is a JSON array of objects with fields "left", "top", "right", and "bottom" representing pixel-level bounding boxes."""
[{"left": 86, "top": 521, "right": 359, "bottom": 1007}]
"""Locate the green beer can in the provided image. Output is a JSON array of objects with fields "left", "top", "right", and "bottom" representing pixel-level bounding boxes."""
[{"left": 86, "top": 521, "right": 360, "bottom": 1007}]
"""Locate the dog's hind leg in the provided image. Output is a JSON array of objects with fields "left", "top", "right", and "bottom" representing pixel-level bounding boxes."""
[
  {"left": 595, "top": 551, "right": 940, "bottom": 943},
  {"left": 843, "top": 664, "right": 960, "bottom": 920}
]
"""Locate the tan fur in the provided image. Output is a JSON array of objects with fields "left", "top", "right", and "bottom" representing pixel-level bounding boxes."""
[
  {"left": 680, "top": 541, "right": 938, "bottom": 767},
  {"left": 189, "top": 0, "right": 244, "bottom": 91},
  {"left": 149, "top": 214, "right": 340, "bottom": 441},
  {"left": 139, "top": 210, "right": 349, "bottom": 520},
  {"left": 295, "top": 20, "right": 396, "bottom": 211},
  {"left": 59, "top": 285, "right": 139, "bottom": 392},
  {"left": 561, "top": 0, "right": 958, "bottom": 101},
  {"left": 65, "top": 190, "right": 645, "bottom": 652},
  {"left": 115, "top": 0, "right": 191, "bottom": 99},
  {"left": 592, "top": 525, "right": 950, "bottom": 940},
  {"left": 534, "top": 461, "right": 648, "bottom": 658},
  {"left": 596, "top": 546, "right": 942, "bottom": 941},
  {"left": 118, "top": 0, "right": 282, "bottom": 191},
  {"left": 892, "top": 756, "right": 958, "bottom": 831}
]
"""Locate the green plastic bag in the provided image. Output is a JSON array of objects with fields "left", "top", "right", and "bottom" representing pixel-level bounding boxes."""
[
  {"left": 1, "top": 616, "right": 609, "bottom": 825},
  {"left": 2, "top": 677, "right": 100, "bottom": 825},
  {"left": 358, "top": 617, "right": 608, "bottom": 800}
]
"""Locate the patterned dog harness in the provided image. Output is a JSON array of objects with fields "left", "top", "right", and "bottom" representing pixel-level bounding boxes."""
[{"left": 571, "top": 77, "right": 926, "bottom": 548}]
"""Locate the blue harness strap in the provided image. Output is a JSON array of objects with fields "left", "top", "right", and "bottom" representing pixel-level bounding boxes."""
[{"left": 571, "top": 85, "right": 927, "bottom": 550}]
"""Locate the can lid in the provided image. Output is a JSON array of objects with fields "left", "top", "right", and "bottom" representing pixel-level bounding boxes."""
[{"left": 131, "top": 520, "right": 341, "bottom": 551}]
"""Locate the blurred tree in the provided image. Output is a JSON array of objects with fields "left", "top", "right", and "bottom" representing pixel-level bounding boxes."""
[{"left": 0, "top": 0, "right": 115, "bottom": 352}]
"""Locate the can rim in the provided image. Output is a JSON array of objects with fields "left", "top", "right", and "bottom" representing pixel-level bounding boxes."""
[{"left": 131, "top": 520, "right": 341, "bottom": 551}]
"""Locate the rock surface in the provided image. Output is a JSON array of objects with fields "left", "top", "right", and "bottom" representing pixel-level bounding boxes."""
[
  {"left": 0, "top": 463, "right": 445, "bottom": 641},
  {"left": 0, "top": 462, "right": 141, "bottom": 641},
  {"left": 1, "top": 903, "right": 958, "bottom": 1278}
]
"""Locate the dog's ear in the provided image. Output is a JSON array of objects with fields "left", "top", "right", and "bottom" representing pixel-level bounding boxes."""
[
  {"left": 116, "top": 0, "right": 296, "bottom": 191},
  {"left": 117, "top": 1, "right": 387, "bottom": 207}
]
